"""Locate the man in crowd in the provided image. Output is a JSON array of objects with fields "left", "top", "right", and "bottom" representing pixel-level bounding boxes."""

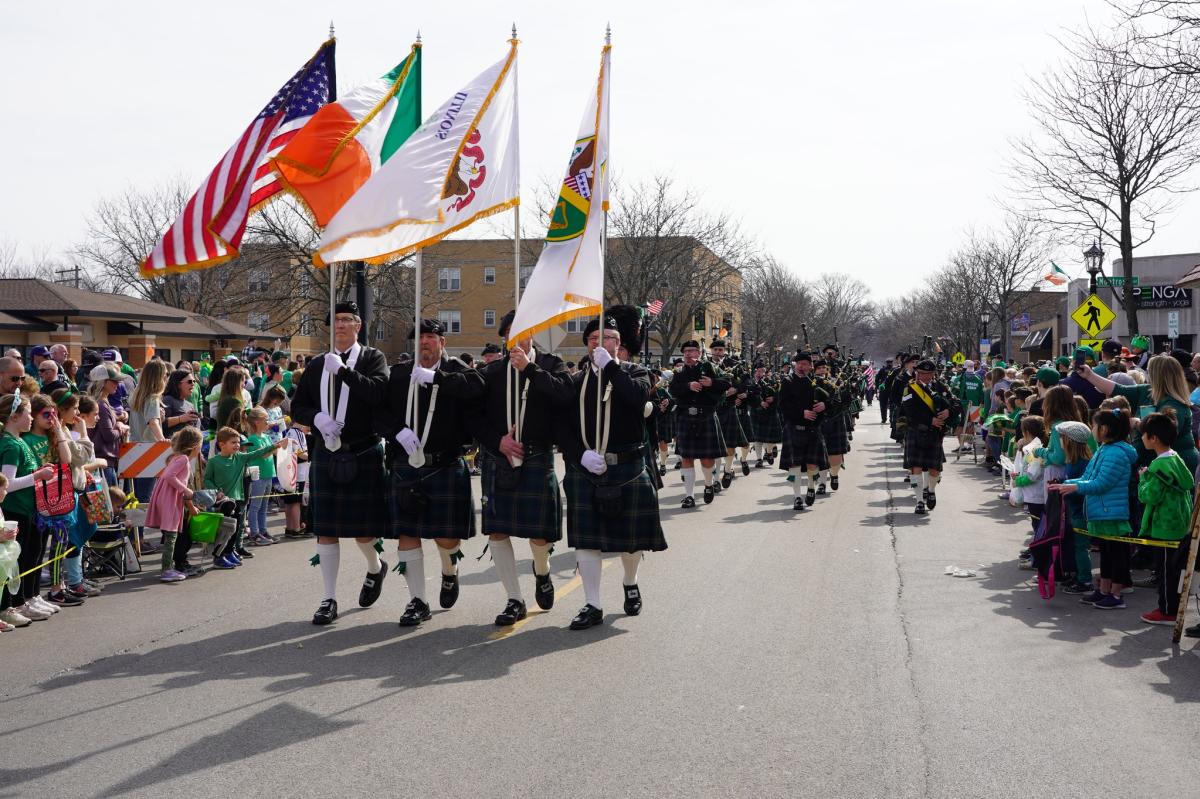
[
  {"left": 25, "top": 345, "right": 50, "bottom": 378},
  {"left": 291, "top": 301, "right": 392, "bottom": 627}
]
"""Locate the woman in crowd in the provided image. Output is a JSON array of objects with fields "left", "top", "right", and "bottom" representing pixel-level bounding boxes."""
[
  {"left": 86, "top": 363, "right": 127, "bottom": 487},
  {"left": 162, "top": 370, "right": 202, "bottom": 439}
]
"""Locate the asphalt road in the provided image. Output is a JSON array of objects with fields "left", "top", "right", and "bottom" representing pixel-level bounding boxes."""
[{"left": 3, "top": 418, "right": 1199, "bottom": 798}]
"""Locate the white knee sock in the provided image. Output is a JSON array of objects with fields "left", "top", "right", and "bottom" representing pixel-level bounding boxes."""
[
  {"left": 700, "top": 464, "right": 714, "bottom": 486},
  {"left": 356, "top": 539, "right": 382, "bottom": 574},
  {"left": 790, "top": 467, "right": 804, "bottom": 496},
  {"left": 739, "top": 445, "right": 750, "bottom": 462},
  {"left": 928, "top": 472, "right": 940, "bottom": 492},
  {"left": 912, "top": 475, "right": 923, "bottom": 502},
  {"left": 490, "top": 537, "right": 523, "bottom": 602},
  {"left": 398, "top": 546, "right": 426, "bottom": 602},
  {"left": 682, "top": 467, "right": 696, "bottom": 497},
  {"left": 316, "top": 542, "right": 339, "bottom": 601},
  {"left": 530, "top": 540, "right": 552, "bottom": 576},
  {"left": 807, "top": 470, "right": 818, "bottom": 489},
  {"left": 577, "top": 549, "right": 603, "bottom": 608},
  {"left": 657, "top": 448, "right": 668, "bottom": 466},
  {"left": 831, "top": 463, "right": 841, "bottom": 476},
  {"left": 438, "top": 544, "right": 461, "bottom": 576},
  {"left": 620, "top": 552, "right": 642, "bottom": 586},
  {"left": 819, "top": 469, "right": 829, "bottom": 485},
  {"left": 724, "top": 453, "right": 736, "bottom": 473}
]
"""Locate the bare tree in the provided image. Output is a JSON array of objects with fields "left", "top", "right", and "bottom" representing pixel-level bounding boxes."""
[
  {"left": 1119, "top": 2, "right": 1200, "bottom": 74},
  {"left": 807, "top": 273, "right": 875, "bottom": 353},
  {"left": 1010, "top": 28, "right": 1200, "bottom": 332},
  {"left": 740, "top": 257, "right": 813, "bottom": 364}
]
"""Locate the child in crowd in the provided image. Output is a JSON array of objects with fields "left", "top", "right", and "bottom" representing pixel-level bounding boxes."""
[
  {"left": 1136, "top": 411, "right": 1196, "bottom": 625},
  {"left": 260, "top": 386, "right": 288, "bottom": 442},
  {"left": 55, "top": 388, "right": 107, "bottom": 599},
  {"left": 1012, "top": 416, "right": 1047, "bottom": 564},
  {"left": 146, "top": 427, "right": 202, "bottom": 583},
  {"left": 1033, "top": 386, "right": 1094, "bottom": 593},
  {"left": 1052, "top": 408, "right": 1139, "bottom": 610},
  {"left": 0, "top": 473, "right": 17, "bottom": 632},
  {"left": 282, "top": 419, "right": 310, "bottom": 538},
  {"left": 1, "top": 394, "right": 58, "bottom": 625},
  {"left": 25, "top": 395, "right": 78, "bottom": 608},
  {"left": 243, "top": 407, "right": 279, "bottom": 546},
  {"left": 203, "top": 426, "right": 285, "bottom": 568}
]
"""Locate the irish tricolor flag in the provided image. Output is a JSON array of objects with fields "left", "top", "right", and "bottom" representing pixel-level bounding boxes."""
[
  {"left": 270, "top": 44, "right": 422, "bottom": 226},
  {"left": 1044, "top": 261, "right": 1069, "bottom": 286}
]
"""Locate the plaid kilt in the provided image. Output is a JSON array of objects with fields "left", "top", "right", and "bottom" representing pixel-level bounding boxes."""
[
  {"left": 717, "top": 405, "right": 748, "bottom": 449},
  {"left": 736, "top": 406, "right": 755, "bottom": 443},
  {"left": 563, "top": 460, "right": 667, "bottom": 552},
  {"left": 480, "top": 452, "right": 562, "bottom": 541},
  {"left": 779, "top": 423, "right": 827, "bottom": 471},
  {"left": 675, "top": 409, "right": 726, "bottom": 460},
  {"left": 903, "top": 427, "right": 946, "bottom": 470},
  {"left": 389, "top": 459, "right": 477, "bottom": 540},
  {"left": 309, "top": 442, "right": 390, "bottom": 538},
  {"left": 751, "top": 407, "right": 783, "bottom": 443},
  {"left": 821, "top": 413, "right": 851, "bottom": 455},
  {"left": 657, "top": 409, "right": 676, "bottom": 442}
]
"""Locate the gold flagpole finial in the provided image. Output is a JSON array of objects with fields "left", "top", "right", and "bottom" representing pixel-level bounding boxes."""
[
  {"left": 329, "top": 20, "right": 335, "bottom": 39},
  {"left": 416, "top": 29, "right": 422, "bottom": 44},
  {"left": 606, "top": 23, "right": 611, "bottom": 44}
]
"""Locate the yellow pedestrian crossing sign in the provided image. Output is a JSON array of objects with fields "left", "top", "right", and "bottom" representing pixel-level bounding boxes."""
[
  {"left": 1071, "top": 294, "right": 1115, "bottom": 336},
  {"left": 952, "top": 352, "right": 965, "bottom": 365},
  {"left": 1080, "top": 338, "right": 1105, "bottom": 351}
]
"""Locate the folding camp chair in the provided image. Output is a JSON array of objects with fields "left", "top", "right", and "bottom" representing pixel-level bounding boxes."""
[{"left": 84, "top": 523, "right": 130, "bottom": 580}]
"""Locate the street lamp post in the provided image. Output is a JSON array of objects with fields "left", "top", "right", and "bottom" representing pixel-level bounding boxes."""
[
  {"left": 1083, "top": 239, "right": 1105, "bottom": 296},
  {"left": 980, "top": 312, "right": 990, "bottom": 360}
]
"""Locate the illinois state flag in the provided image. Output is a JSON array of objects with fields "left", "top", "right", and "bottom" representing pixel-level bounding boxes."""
[
  {"left": 506, "top": 43, "right": 610, "bottom": 343},
  {"left": 271, "top": 44, "right": 422, "bottom": 226},
  {"left": 315, "top": 41, "right": 519, "bottom": 265}
]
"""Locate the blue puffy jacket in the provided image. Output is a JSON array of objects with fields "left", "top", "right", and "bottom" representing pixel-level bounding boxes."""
[{"left": 1064, "top": 441, "right": 1137, "bottom": 522}]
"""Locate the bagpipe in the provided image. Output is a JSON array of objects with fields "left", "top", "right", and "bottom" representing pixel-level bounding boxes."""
[{"left": 798, "top": 323, "right": 831, "bottom": 407}]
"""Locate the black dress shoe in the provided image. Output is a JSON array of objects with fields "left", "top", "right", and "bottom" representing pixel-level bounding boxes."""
[
  {"left": 623, "top": 584, "right": 642, "bottom": 616},
  {"left": 358, "top": 560, "right": 388, "bottom": 608},
  {"left": 1186, "top": 622, "right": 1200, "bottom": 638},
  {"left": 703, "top": 486, "right": 714, "bottom": 504},
  {"left": 755, "top": 459, "right": 764, "bottom": 469},
  {"left": 741, "top": 461, "right": 750, "bottom": 476},
  {"left": 712, "top": 481, "right": 722, "bottom": 494},
  {"left": 674, "top": 460, "right": 682, "bottom": 470},
  {"left": 817, "top": 483, "right": 827, "bottom": 495},
  {"left": 793, "top": 497, "right": 804, "bottom": 511},
  {"left": 926, "top": 492, "right": 937, "bottom": 509},
  {"left": 682, "top": 495, "right": 696, "bottom": 509},
  {"left": 534, "top": 572, "right": 555, "bottom": 609},
  {"left": 398, "top": 597, "right": 432, "bottom": 627},
  {"left": 439, "top": 574, "right": 460, "bottom": 609},
  {"left": 658, "top": 465, "right": 667, "bottom": 476},
  {"left": 830, "top": 476, "right": 839, "bottom": 491},
  {"left": 495, "top": 598, "right": 528, "bottom": 626},
  {"left": 235, "top": 547, "right": 254, "bottom": 558},
  {"left": 721, "top": 472, "right": 733, "bottom": 489},
  {"left": 805, "top": 488, "right": 816, "bottom": 507},
  {"left": 312, "top": 598, "right": 338, "bottom": 626},
  {"left": 569, "top": 604, "right": 603, "bottom": 630},
  {"left": 914, "top": 501, "right": 927, "bottom": 515}
]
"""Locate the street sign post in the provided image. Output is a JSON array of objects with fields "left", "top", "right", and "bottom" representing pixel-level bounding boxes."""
[
  {"left": 1096, "top": 276, "right": 1140, "bottom": 288},
  {"left": 1070, "top": 293, "right": 1116, "bottom": 337},
  {"left": 952, "top": 352, "right": 965, "bottom": 365},
  {"left": 1169, "top": 310, "right": 1180, "bottom": 341}
]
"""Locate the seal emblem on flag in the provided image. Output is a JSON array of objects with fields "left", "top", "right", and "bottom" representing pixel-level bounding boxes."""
[
  {"left": 442, "top": 128, "right": 487, "bottom": 213},
  {"left": 547, "top": 136, "right": 596, "bottom": 242}
]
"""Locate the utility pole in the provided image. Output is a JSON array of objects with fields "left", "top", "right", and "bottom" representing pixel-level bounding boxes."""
[{"left": 54, "top": 264, "right": 80, "bottom": 289}]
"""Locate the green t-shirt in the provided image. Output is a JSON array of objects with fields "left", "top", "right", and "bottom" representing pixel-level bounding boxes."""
[
  {"left": 21, "top": 432, "right": 50, "bottom": 466},
  {"left": 245, "top": 433, "right": 277, "bottom": 480},
  {"left": 203, "top": 442, "right": 276, "bottom": 499},
  {"left": 0, "top": 431, "right": 39, "bottom": 517},
  {"left": 956, "top": 373, "right": 984, "bottom": 405}
]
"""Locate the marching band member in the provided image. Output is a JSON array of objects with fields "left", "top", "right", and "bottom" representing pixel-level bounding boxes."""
[{"left": 668, "top": 341, "right": 729, "bottom": 508}]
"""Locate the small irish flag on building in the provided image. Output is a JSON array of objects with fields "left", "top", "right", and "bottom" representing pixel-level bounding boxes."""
[{"left": 1044, "top": 261, "right": 1069, "bottom": 286}]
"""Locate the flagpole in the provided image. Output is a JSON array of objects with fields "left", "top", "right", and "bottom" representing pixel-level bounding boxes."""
[
  {"left": 511, "top": 24, "right": 522, "bottom": 325},
  {"left": 595, "top": 25, "right": 611, "bottom": 453},
  {"left": 414, "top": 251, "right": 422, "bottom": 356}
]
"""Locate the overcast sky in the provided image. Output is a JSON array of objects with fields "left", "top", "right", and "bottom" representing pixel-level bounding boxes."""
[{"left": 6, "top": 0, "right": 1200, "bottom": 298}]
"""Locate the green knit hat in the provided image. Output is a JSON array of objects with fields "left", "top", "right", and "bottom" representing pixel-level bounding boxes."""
[
  {"left": 1035, "top": 367, "right": 1060, "bottom": 387},
  {"left": 1055, "top": 355, "right": 1071, "bottom": 368},
  {"left": 1131, "top": 334, "right": 1150, "bottom": 351},
  {"left": 1073, "top": 345, "right": 1095, "bottom": 361}
]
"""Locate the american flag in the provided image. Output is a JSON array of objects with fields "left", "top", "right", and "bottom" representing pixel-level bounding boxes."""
[
  {"left": 141, "top": 40, "right": 335, "bottom": 277},
  {"left": 864, "top": 362, "right": 875, "bottom": 391},
  {"left": 645, "top": 299, "right": 664, "bottom": 317}
]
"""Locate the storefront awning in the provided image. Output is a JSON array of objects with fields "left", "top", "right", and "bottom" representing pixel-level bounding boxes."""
[{"left": 1020, "top": 328, "right": 1052, "bottom": 351}]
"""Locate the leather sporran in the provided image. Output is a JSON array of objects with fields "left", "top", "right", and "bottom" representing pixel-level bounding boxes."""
[
  {"left": 392, "top": 476, "right": 429, "bottom": 515},
  {"left": 494, "top": 458, "right": 521, "bottom": 491},
  {"left": 328, "top": 450, "right": 358, "bottom": 485},
  {"left": 594, "top": 484, "right": 623, "bottom": 519}
]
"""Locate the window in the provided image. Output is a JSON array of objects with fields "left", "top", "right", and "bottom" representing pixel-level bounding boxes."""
[
  {"left": 181, "top": 349, "right": 210, "bottom": 363},
  {"left": 437, "top": 310, "right": 462, "bottom": 335},
  {"left": 298, "top": 313, "right": 316, "bottom": 336},
  {"left": 372, "top": 320, "right": 394, "bottom": 340},
  {"left": 566, "top": 315, "right": 596, "bottom": 334},
  {"left": 247, "top": 311, "right": 270, "bottom": 331},
  {"left": 693, "top": 309, "right": 706, "bottom": 332},
  {"left": 438, "top": 267, "right": 461, "bottom": 291},
  {"left": 298, "top": 270, "right": 313, "bottom": 295},
  {"left": 248, "top": 268, "right": 269, "bottom": 292},
  {"left": 483, "top": 267, "right": 496, "bottom": 284},
  {"left": 483, "top": 309, "right": 496, "bottom": 328},
  {"left": 722, "top": 313, "right": 734, "bottom": 336},
  {"left": 519, "top": 266, "right": 533, "bottom": 292},
  {"left": 153, "top": 348, "right": 172, "bottom": 362}
]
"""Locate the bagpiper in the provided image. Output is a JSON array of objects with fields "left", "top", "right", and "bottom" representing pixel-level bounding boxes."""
[
  {"left": 653, "top": 368, "right": 676, "bottom": 476},
  {"left": 290, "top": 301, "right": 391, "bottom": 627},
  {"left": 707, "top": 339, "right": 749, "bottom": 489},
  {"left": 748, "top": 361, "right": 782, "bottom": 467},
  {"left": 559, "top": 315, "right": 667, "bottom": 630},
  {"left": 778, "top": 351, "right": 829, "bottom": 510},
  {"left": 668, "top": 340, "right": 729, "bottom": 508},
  {"left": 813, "top": 356, "right": 850, "bottom": 492},
  {"left": 896, "top": 358, "right": 960, "bottom": 514},
  {"left": 472, "top": 311, "right": 573, "bottom": 626},
  {"left": 386, "top": 319, "right": 486, "bottom": 626}
]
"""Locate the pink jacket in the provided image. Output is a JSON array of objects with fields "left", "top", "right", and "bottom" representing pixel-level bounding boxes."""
[{"left": 144, "top": 454, "right": 192, "bottom": 533}]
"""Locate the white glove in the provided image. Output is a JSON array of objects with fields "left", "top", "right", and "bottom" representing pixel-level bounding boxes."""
[
  {"left": 313, "top": 412, "right": 343, "bottom": 439},
  {"left": 592, "top": 346, "right": 613, "bottom": 370},
  {"left": 323, "top": 352, "right": 345, "bottom": 376},
  {"left": 581, "top": 449, "right": 607, "bottom": 475},
  {"left": 411, "top": 365, "right": 436, "bottom": 386},
  {"left": 395, "top": 427, "right": 421, "bottom": 455}
]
